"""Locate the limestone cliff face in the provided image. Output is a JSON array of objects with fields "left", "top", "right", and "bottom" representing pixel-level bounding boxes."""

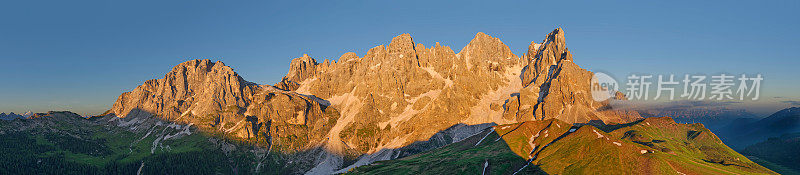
[
  {"left": 107, "top": 59, "right": 337, "bottom": 152},
  {"left": 109, "top": 59, "right": 257, "bottom": 121},
  {"left": 511, "top": 28, "right": 637, "bottom": 124},
  {"left": 107, "top": 28, "right": 640, "bottom": 161},
  {"left": 273, "top": 28, "right": 639, "bottom": 154},
  {"left": 277, "top": 32, "right": 529, "bottom": 153}
]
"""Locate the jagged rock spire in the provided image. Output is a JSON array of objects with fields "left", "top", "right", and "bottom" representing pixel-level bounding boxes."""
[{"left": 522, "top": 28, "right": 571, "bottom": 88}]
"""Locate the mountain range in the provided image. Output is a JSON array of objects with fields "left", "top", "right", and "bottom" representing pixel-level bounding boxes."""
[
  {"left": 102, "top": 28, "right": 649, "bottom": 173},
  {"left": 715, "top": 107, "right": 800, "bottom": 149},
  {"left": 741, "top": 132, "right": 800, "bottom": 175},
  {"left": 0, "top": 111, "right": 34, "bottom": 120},
  {"left": 0, "top": 28, "right": 778, "bottom": 174}
]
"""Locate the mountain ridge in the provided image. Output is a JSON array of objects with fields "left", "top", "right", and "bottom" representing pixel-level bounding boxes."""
[
  {"left": 103, "top": 28, "right": 646, "bottom": 173},
  {"left": 717, "top": 107, "right": 800, "bottom": 149}
]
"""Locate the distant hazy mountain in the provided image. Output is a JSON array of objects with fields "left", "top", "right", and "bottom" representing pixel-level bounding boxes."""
[
  {"left": 0, "top": 112, "right": 23, "bottom": 120},
  {"left": 741, "top": 133, "right": 800, "bottom": 175},
  {"left": 21, "top": 111, "right": 33, "bottom": 118},
  {"left": 639, "top": 108, "right": 758, "bottom": 131},
  {"left": 717, "top": 107, "right": 800, "bottom": 149}
]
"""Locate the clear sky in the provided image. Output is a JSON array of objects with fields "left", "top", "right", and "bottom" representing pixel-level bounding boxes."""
[{"left": 1, "top": 0, "right": 798, "bottom": 116}]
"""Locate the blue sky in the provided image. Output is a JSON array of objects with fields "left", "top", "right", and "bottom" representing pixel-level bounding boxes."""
[{"left": 1, "top": 0, "right": 798, "bottom": 116}]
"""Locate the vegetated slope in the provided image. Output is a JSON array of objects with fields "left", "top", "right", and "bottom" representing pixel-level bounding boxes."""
[
  {"left": 350, "top": 117, "right": 776, "bottom": 175},
  {"left": 346, "top": 125, "right": 541, "bottom": 175},
  {"left": 0, "top": 111, "right": 284, "bottom": 174},
  {"left": 741, "top": 133, "right": 800, "bottom": 175}
]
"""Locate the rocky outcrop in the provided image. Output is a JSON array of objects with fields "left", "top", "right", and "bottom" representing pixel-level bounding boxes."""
[
  {"left": 508, "top": 28, "right": 632, "bottom": 124},
  {"left": 106, "top": 59, "right": 338, "bottom": 152},
  {"left": 109, "top": 59, "right": 257, "bottom": 120}
]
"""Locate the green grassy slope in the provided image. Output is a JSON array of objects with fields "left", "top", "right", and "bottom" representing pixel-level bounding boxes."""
[
  {"left": 0, "top": 112, "right": 284, "bottom": 174},
  {"left": 348, "top": 128, "right": 542, "bottom": 174},
  {"left": 350, "top": 117, "right": 777, "bottom": 175}
]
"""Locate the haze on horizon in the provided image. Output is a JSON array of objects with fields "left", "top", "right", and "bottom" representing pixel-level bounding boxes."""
[{"left": 1, "top": 0, "right": 798, "bottom": 116}]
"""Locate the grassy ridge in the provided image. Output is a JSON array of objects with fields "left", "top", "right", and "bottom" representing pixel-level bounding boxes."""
[
  {"left": 350, "top": 117, "right": 777, "bottom": 175},
  {"left": 0, "top": 114, "right": 270, "bottom": 174},
  {"left": 349, "top": 129, "right": 542, "bottom": 174}
]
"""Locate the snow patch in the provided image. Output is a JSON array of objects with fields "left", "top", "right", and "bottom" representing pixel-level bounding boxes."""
[
  {"left": 305, "top": 151, "right": 344, "bottom": 175},
  {"left": 117, "top": 117, "right": 141, "bottom": 127},
  {"left": 332, "top": 149, "right": 398, "bottom": 174},
  {"left": 369, "top": 63, "right": 382, "bottom": 70},
  {"left": 528, "top": 132, "right": 539, "bottom": 157},
  {"left": 137, "top": 162, "right": 144, "bottom": 175},
  {"left": 613, "top": 142, "right": 621, "bottom": 146},
  {"left": 324, "top": 90, "right": 364, "bottom": 152},
  {"left": 181, "top": 110, "right": 192, "bottom": 117},
  {"left": 292, "top": 77, "right": 318, "bottom": 95},
  {"left": 383, "top": 89, "right": 441, "bottom": 129},
  {"left": 475, "top": 128, "right": 495, "bottom": 146},
  {"left": 482, "top": 160, "right": 489, "bottom": 175},
  {"left": 593, "top": 130, "right": 604, "bottom": 138},
  {"left": 225, "top": 119, "right": 245, "bottom": 133},
  {"left": 466, "top": 64, "right": 524, "bottom": 125},
  {"left": 421, "top": 67, "right": 453, "bottom": 87},
  {"left": 163, "top": 123, "right": 193, "bottom": 140}
]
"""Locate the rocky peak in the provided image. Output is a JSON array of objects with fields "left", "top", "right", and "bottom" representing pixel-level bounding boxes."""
[
  {"left": 509, "top": 28, "right": 631, "bottom": 124},
  {"left": 388, "top": 34, "right": 415, "bottom": 50},
  {"left": 385, "top": 33, "right": 420, "bottom": 69},
  {"left": 522, "top": 28, "right": 571, "bottom": 88},
  {"left": 339, "top": 52, "right": 359, "bottom": 62},
  {"left": 276, "top": 54, "right": 319, "bottom": 91},
  {"left": 108, "top": 59, "right": 258, "bottom": 121},
  {"left": 22, "top": 111, "right": 34, "bottom": 117},
  {"left": 523, "top": 41, "right": 540, "bottom": 63},
  {"left": 457, "top": 32, "right": 519, "bottom": 71}
]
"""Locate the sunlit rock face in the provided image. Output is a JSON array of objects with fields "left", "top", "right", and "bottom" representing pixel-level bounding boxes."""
[
  {"left": 106, "top": 59, "right": 338, "bottom": 152},
  {"left": 268, "top": 28, "right": 639, "bottom": 154},
  {"left": 106, "top": 28, "right": 640, "bottom": 165},
  {"left": 109, "top": 59, "right": 257, "bottom": 121}
]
